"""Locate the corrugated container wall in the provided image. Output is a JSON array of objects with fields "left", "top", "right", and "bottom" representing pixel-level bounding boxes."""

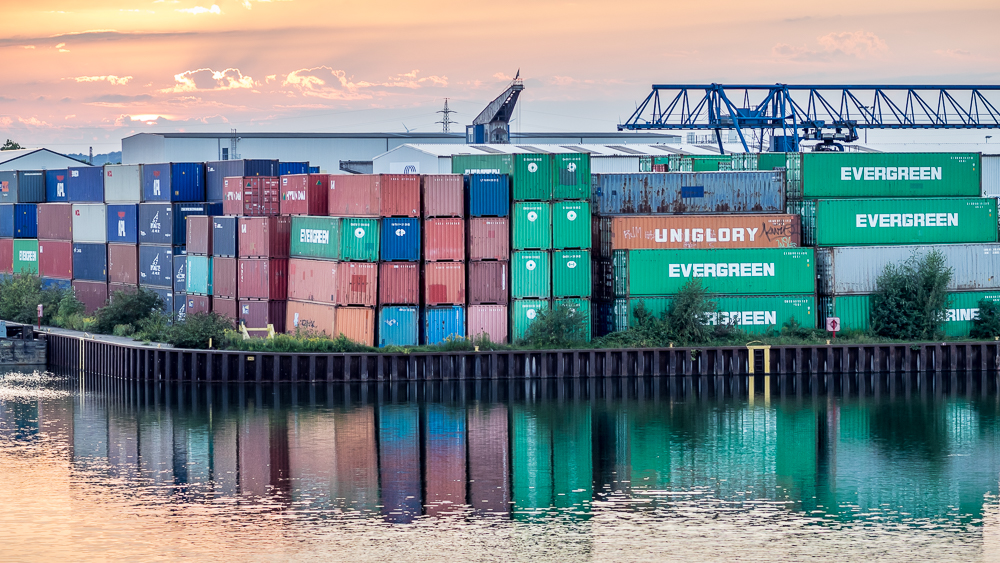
[
  {"left": 0, "top": 239, "right": 11, "bottom": 274},
  {"left": 278, "top": 162, "right": 309, "bottom": 175},
  {"left": 66, "top": 167, "right": 104, "bottom": 202},
  {"left": 467, "top": 305, "right": 507, "bottom": 344},
  {"left": 287, "top": 258, "right": 337, "bottom": 303},
  {"left": 239, "top": 216, "right": 291, "bottom": 258},
  {"left": 72, "top": 243, "right": 108, "bottom": 282},
  {"left": 626, "top": 295, "right": 815, "bottom": 334},
  {"left": 552, "top": 201, "right": 590, "bottom": 250},
  {"left": 379, "top": 262, "right": 419, "bottom": 305},
  {"left": 212, "top": 217, "right": 237, "bottom": 257},
  {"left": 213, "top": 296, "right": 237, "bottom": 321},
  {"left": 552, "top": 250, "right": 591, "bottom": 298},
  {"left": 340, "top": 218, "right": 379, "bottom": 262},
  {"left": 812, "top": 198, "right": 996, "bottom": 246},
  {"left": 239, "top": 300, "right": 287, "bottom": 333},
  {"left": 45, "top": 170, "right": 68, "bottom": 202},
  {"left": 468, "top": 218, "right": 509, "bottom": 260},
  {"left": 424, "top": 306, "right": 465, "bottom": 345},
  {"left": 599, "top": 214, "right": 800, "bottom": 256},
  {"left": 186, "top": 295, "right": 211, "bottom": 315},
  {"left": 36, "top": 204, "right": 72, "bottom": 241},
  {"left": 148, "top": 287, "right": 174, "bottom": 316},
  {"left": 626, "top": 248, "right": 815, "bottom": 296},
  {"left": 553, "top": 153, "right": 590, "bottom": 200},
  {"left": 801, "top": 152, "right": 980, "bottom": 198},
  {"left": 1, "top": 204, "right": 36, "bottom": 238},
  {"left": 329, "top": 174, "right": 379, "bottom": 217},
  {"left": 511, "top": 251, "right": 551, "bottom": 299},
  {"left": 467, "top": 174, "right": 510, "bottom": 217},
  {"left": 378, "top": 306, "right": 419, "bottom": 347},
  {"left": 452, "top": 154, "right": 513, "bottom": 176},
  {"left": 186, "top": 215, "right": 213, "bottom": 255},
  {"left": 422, "top": 175, "right": 463, "bottom": 218},
  {"left": 12, "top": 240, "right": 38, "bottom": 274},
  {"left": 512, "top": 154, "right": 552, "bottom": 201},
  {"left": 380, "top": 174, "right": 420, "bottom": 217},
  {"left": 72, "top": 204, "right": 107, "bottom": 243},
  {"left": 592, "top": 171, "right": 785, "bottom": 215},
  {"left": 38, "top": 241, "right": 72, "bottom": 280},
  {"left": 238, "top": 258, "right": 288, "bottom": 300},
  {"left": 821, "top": 291, "right": 1000, "bottom": 337},
  {"left": 984, "top": 155, "right": 1000, "bottom": 197},
  {"left": 206, "top": 159, "right": 279, "bottom": 201},
  {"left": 143, "top": 162, "right": 205, "bottom": 202},
  {"left": 0, "top": 171, "right": 45, "bottom": 203},
  {"left": 280, "top": 174, "right": 329, "bottom": 216},
  {"left": 103, "top": 164, "right": 142, "bottom": 202},
  {"left": 335, "top": 306, "right": 375, "bottom": 346},
  {"left": 212, "top": 257, "right": 238, "bottom": 298},
  {"left": 105, "top": 204, "right": 138, "bottom": 244},
  {"left": 73, "top": 281, "right": 108, "bottom": 315},
  {"left": 336, "top": 262, "right": 378, "bottom": 306},
  {"left": 186, "top": 255, "right": 212, "bottom": 295},
  {"left": 138, "top": 245, "right": 177, "bottom": 288},
  {"left": 138, "top": 204, "right": 172, "bottom": 245},
  {"left": 173, "top": 254, "right": 186, "bottom": 293},
  {"left": 553, "top": 298, "right": 591, "bottom": 341},
  {"left": 286, "top": 300, "right": 337, "bottom": 336},
  {"left": 424, "top": 262, "right": 466, "bottom": 305},
  {"left": 424, "top": 218, "right": 464, "bottom": 261},
  {"left": 510, "top": 300, "right": 548, "bottom": 341},
  {"left": 512, "top": 203, "right": 551, "bottom": 250},
  {"left": 0, "top": 205, "right": 13, "bottom": 237},
  {"left": 290, "top": 216, "right": 340, "bottom": 260},
  {"left": 108, "top": 244, "right": 138, "bottom": 284},
  {"left": 380, "top": 218, "right": 420, "bottom": 261},
  {"left": 468, "top": 261, "right": 508, "bottom": 304}
]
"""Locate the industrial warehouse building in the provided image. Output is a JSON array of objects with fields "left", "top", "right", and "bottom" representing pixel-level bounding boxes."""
[{"left": 0, "top": 148, "right": 88, "bottom": 171}]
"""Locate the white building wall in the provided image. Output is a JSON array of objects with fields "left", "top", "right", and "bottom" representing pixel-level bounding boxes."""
[
  {"left": 591, "top": 156, "right": 641, "bottom": 173},
  {"left": 121, "top": 134, "right": 165, "bottom": 164}
]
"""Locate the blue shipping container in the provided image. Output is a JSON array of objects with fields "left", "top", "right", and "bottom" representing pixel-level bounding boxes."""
[
  {"left": 147, "top": 287, "right": 174, "bottom": 317},
  {"left": 308, "top": 166, "right": 320, "bottom": 174},
  {"left": 45, "top": 170, "right": 69, "bottom": 202},
  {"left": 173, "top": 255, "right": 186, "bottom": 293},
  {"left": 0, "top": 171, "right": 45, "bottom": 204},
  {"left": 278, "top": 162, "right": 309, "bottom": 175},
  {"left": 142, "top": 163, "right": 206, "bottom": 202},
  {"left": 379, "top": 306, "right": 419, "bottom": 347},
  {"left": 174, "top": 292, "right": 186, "bottom": 321},
  {"left": 72, "top": 243, "right": 108, "bottom": 282},
  {"left": 212, "top": 216, "right": 237, "bottom": 257},
  {"left": 41, "top": 278, "right": 72, "bottom": 291},
  {"left": 468, "top": 174, "right": 510, "bottom": 217},
  {"left": 0, "top": 205, "right": 12, "bottom": 237},
  {"left": 105, "top": 204, "right": 138, "bottom": 244},
  {"left": 66, "top": 167, "right": 104, "bottom": 202},
  {"left": 14, "top": 204, "right": 37, "bottom": 238},
  {"left": 380, "top": 218, "right": 420, "bottom": 261},
  {"left": 591, "top": 171, "right": 786, "bottom": 215},
  {"left": 185, "top": 255, "right": 212, "bottom": 295},
  {"left": 175, "top": 203, "right": 220, "bottom": 247},
  {"left": 423, "top": 305, "right": 465, "bottom": 345},
  {"left": 205, "top": 159, "right": 278, "bottom": 201},
  {"left": 139, "top": 202, "right": 221, "bottom": 246},
  {"left": 138, "top": 245, "right": 177, "bottom": 288}
]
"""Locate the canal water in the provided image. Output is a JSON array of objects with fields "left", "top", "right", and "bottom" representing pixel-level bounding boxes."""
[{"left": 3, "top": 370, "right": 1000, "bottom": 562}]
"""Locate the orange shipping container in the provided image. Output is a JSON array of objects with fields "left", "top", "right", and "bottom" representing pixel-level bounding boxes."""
[
  {"left": 422, "top": 174, "right": 464, "bottom": 218},
  {"left": 467, "top": 218, "right": 509, "bottom": 261},
  {"left": 335, "top": 306, "right": 375, "bottom": 346},
  {"left": 379, "top": 262, "right": 419, "bottom": 305},
  {"left": 287, "top": 300, "right": 336, "bottom": 335},
  {"left": 602, "top": 215, "right": 801, "bottom": 253},
  {"left": 424, "top": 262, "right": 466, "bottom": 305},
  {"left": 328, "top": 174, "right": 380, "bottom": 217},
  {"left": 380, "top": 174, "right": 420, "bottom": 217},
  {"left": 424, "top": 218, "right": 465, "bottom": 261}
]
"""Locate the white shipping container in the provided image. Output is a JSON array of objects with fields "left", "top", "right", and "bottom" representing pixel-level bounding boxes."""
[
  {"left": 591, "top": 156, "right": 642, "bottom": 174},
  {"left": 817, "top": 243, "right": 1000, "bottom": 295},
  {"left": 71, "top": 204, "right": 107, "bottom": 243},
  {"left": 103, "top": 164, "right": 143, "bottom": 203},
  {"left": 983, "top": 155, "right": 1000, "bottom": 197}
]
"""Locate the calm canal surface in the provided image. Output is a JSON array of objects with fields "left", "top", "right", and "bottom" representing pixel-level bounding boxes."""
[{"left": 3, "top": 370, "right": 1000, "bottom": 562}]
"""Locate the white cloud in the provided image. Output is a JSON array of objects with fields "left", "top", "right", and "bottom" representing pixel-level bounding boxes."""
[
  {"left": 177, "top": 4, "right": 221, "bottom": 14},
  {"left": 163, "top": 68, "right": 256, "bottom": 92},
  {"left": 72, "top": 75, "right": 133, "bottom": 86},
  {"left": 773, "top": 30, "right": 888, "bottom": 62},
  {"left": 281, "top": 67, "right": 446, "bottom": 100}
]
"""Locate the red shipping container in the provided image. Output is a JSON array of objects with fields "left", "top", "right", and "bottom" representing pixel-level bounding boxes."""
[
  {"left": 286, "top": 300, "right": 336, "bottom": 336},
  {"left": 288, "top": 258, "right": 337, "bottom": 303},
  {"left": 37, "top": 203, "right": 73, "bottom": 240},
  {"left": 329, "top": 174, "right": 379, "bottom": 217},
  {"left": 213, "top": 296, "right": 237, "bottom": 321},
  {"left": 468, "top": 261, "right": 508, "bottom": 305},
  {"left": 238, "top": 216, "right": 290, "bottom": 258},
  {"left": 186, "top": 215, "right": 213, "bottom": 255},
  {"left": 239, "top": 299, "right": 287, "bottom": 334},
  {"left": 467, "top": 305, "right": 508, "bottom": 344},
  {"left": 38, "top": 240, "right": 73, "bottom": 280},
  {"left": 425, "top": 218, "right": 465, "bottom": 261},
  {"left": 380, "top": 174, "right": 420, "bottom": 217},
  {"left": 223, "top": 177, "right": 280, "bottom": 216},
  {"left": 422, "top": 174, "right": 463, "bottom": 218},
  {"left": 0, "top": 238, "right": 11, "bottom": 274},
  {"left": 468, "top": 218, "right": 509, "bottom": 261},
  {"left": 73, "top": 280, "right": 108, "bottom": 315},
  {"left": 424, "top": 262, "right": 465, "bottom": 305},
  {"left": 238, "top": 258, "right": 288, "bottom": 300},
  {"left": 335, "top": 306, "right": 375, "bottom": 346},
  {"left": 186, "top": 294, "right": 211, "bottom": 315},
  {"left": 108, "top": 282, "right": 137, "bottom": 301},
  {"left": 378, "top": 262, "right": 419, "bottom": 305},
  {"left": 280, "top": 174, "right": 329, "bottom": 216},
  {"left": 338, "top": 261, "right": 377, "bottom": 306},
  {"left": 108, "top": 244, "right": 139, "bottom": 284},
  {"left": 212, "top": 257, "right": 238, "bottom": 298},
  {"left": 222, "top": 177, "right": 244, "bottom": 215}
]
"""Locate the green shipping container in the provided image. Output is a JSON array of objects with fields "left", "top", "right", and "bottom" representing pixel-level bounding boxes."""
[
  {"left": 12, "top": 239, "right": 38, "bottom": 274},
  {"left": 786, "top": 200, "right": 816, "bottom": 246},
  {"left": 512, "top": 202, "right": 552, "bottom": 250},
  {"left": 512, "top": 154, "right": 552, "bottom": 201},
  {"left": 551, "top": 201, "right": 591, "bottom": 249},
  {"left": 511, "top": 299, "right": 550, "bottom": 342},
  {"left": 690, "top": 156, "right": 731, "bottom": 172},
  {"left": 340, "top": 218, "right": 380, "bottom": 261},
  {"left": 553, "top": 298, "right": 592, "bottom": 342},
  {"left": 801, "top": 152, "right": 981, "bottom": 198},
  {"left": 627, "top": 248, "right": 815, "bottom": 296},
  {"left": 290, "top": 216, "right": 341, "bottom": 260},
  {"left": 552, "top": 153, "right": 590, "bottom": 199},
  {"left": 451, "top": 154, "right": 513, "bottom": 175},
  {"left": 813, "top": 198, "right": 996, "bottom": 246},
  {"left": 511, "top": 251, "right": 551, "bottom": 298},
  {"left": 552, "top": 250, "right": 591, "bottom": 298},
  {"left": 623, "top": 295, "right": 816, "bottom": 333},
  {"left": 612, "top": 249, "right": 628, "bottom": 298},
  {"left": 819, "top": 291, "right": 1000, "bottom": 337},
  {"left": 757, "top": 152, "right": 789, "bottom": 171}
]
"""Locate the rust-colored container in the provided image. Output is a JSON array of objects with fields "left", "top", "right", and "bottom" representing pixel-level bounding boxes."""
[
  {"left": 467, "top": 305, "right": 508, "bottom": 344},
  {"left": 468, "top": 261, "right": 508, "bottom": 305},
  {"left": 380, "top": 174, "right": 420, "bottom": 217},
  {"left": 186, "top": 215, "right": 213, "bottom": 255},
  {"left": 0, "top": 238, "right": 11, "bottom": 274},
  {"left": 468, "top": 218, "right": 509, "bottom": 261},
  {"left": 424, "top": 218, "right": 465, "bottom": 261},
  {"left": 239, "top": 299, "right": 287, "bottom": 334},
  {"left": 108, "top": 282, "right": 137, "bottom": 301},
  {"left": 212, "top": 256, "right": 238, "bottom": 298},
  {"left": 37, "top": 203, "right": 73, "bottom": 240},
  {"left": 239, "top": 216, "right": 291, "bottom": 258},
  {"left": 213, "top": 296, "right": 237, "bottom": 321},
  {"left": 603, "top": 214, "right": 801, "bottom": 252},
  {"left": 286, "top": 300, "right": 336, "bottom": 335},
  {"left": 335, "top": 306, "right": 375, "bottom": 346},
  {"left": 328, "top": 174, "right": 379, "bottom": 217},
  {"left": 422, "top": 174, "right": 463, "bottom": 218},
  {"left": 223, "top": 177, "right": 280, "bottom": 216},
  {"left": 186, "top": 294, "right": 211, "bottom": 315},
  {"left": 38, "top": 240, "right": 73, "bottom": 280},
  {"left": 73, "top": 280, "right": 108, "bottom": 315},
  {"left": 424, "top": 262, "right": 466, "bottom": 305},
  {"left": 379, "top": 262, "right": 419, "bottom": 305},
  {"left": 288, "top": 258, "right": 337, "bottom": 303},
  {"left": 107, "top": 244, "right": 139, "bottom": 284},
  {"left": 238, "top": 258, "right": 288, "bottom": 300},
  {"left": 280, "top": 174, "right": 329, "bottom": 216},
  {"left": 338, "top": 261, "right": 377, "bottom": 306}
]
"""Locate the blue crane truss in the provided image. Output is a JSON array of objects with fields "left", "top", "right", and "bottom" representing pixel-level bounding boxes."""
[{"left": 619, "top": 84, "right": 1000, "bottom": 153}]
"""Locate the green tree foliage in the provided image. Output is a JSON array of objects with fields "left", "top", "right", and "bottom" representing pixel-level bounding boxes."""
[
  {"left": 519, "top": 303, "right": 589, "bottom": 348},
  {"left": 166, "top": 312, "right": 234, "bottom": 349},
  {"left": 870, "top": 250, "right": 952, "bottom": 340},
  {"left": 93, "top": 288, "right": 164, "bottom": 335},
  {"left": 971, "top": 299, "right": 1000, "bottom": 339},
  {"left": 0, "top": 274, "right": 80, "bottom": 325},
  {"left": 664, "top": 279, "right": 718, "bottom": 344},
  {"left": 1, "top": 139, "right": 23, "bottom": 151}
]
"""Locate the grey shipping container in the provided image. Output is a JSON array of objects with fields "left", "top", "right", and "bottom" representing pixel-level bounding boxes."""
[
  {"left": 591, "top": 171, "right": 785, "bottom": 215},
  {"left": 0, "top": 170, "right": 46, "bottom": 203},
  {"left": 816, "top": 243, "right": 1000, "bottom": 295},
  {"left": 984, "top": 155, "right": 1000, "bottom": 197},
  {"left": 103, "top": 164, "right": 143, "bottom": 203},
  {"left": 71, "top": 204, "right": 108, "bottom": 243}
]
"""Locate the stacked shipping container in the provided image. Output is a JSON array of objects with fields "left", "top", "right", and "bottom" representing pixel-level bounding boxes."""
[{"left": 421, "top": 175, "right": 464, "bottom": 345}]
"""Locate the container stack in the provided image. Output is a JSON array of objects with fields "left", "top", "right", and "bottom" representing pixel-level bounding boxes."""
[
  {"left": 204, "top": 216, "right": 238, "bottom": 318},
  {"left": 97, "top": 165, "right": 141, "bottom": 314},
  {"left": 420, "top": 174, "right": 465, "bottom": 345},
  {"left": 508, "top": 155, "right": 554, "bottom": 342},
  {"left": 550, "top": 153, "right": 593, "bottom": 341},
  {"left": 69, "top": 166, "right": 108, "bottom": 312},
  {"left": 184, "top": 215, "right": 214, "bottom": 320},
  {"left": 376, "top": 175, "right": 425, "bottom": 347},
  {"left": 466, "top": 174, "right": 510, "bottom": 344},
  {"left": 0, "top": 171, "right": 44, "bottom": 286},
  {"left": 238, "top": 216, "right": 290, "bottom": 333}
]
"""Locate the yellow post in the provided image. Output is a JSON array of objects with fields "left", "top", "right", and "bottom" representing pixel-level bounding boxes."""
[{"left": 746, "top": 342, "right": 771, "bottom": 375}]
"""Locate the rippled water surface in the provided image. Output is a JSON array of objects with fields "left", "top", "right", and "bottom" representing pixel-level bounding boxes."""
[{"left": 4, "top": 370, "right": 1000, "bottom": 562}]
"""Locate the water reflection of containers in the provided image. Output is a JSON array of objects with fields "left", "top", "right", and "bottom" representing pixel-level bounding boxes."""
[
  {"left": 467, "top": 404, "right": 510, "bottom": 514},
  {"left": 551, "top": 405, "right": 592, "bottom": 509},
  {"left": 138, "top": 414, "right": 173, "bottom": 486},
  {"left": 512, "top": 405, "right": 553, "bottom": 517},
  {"left": 213, "top": 420, "right": 239, "bottom": 497},
  {"left": 288, "top": 413, "right": 338, "bottom": 509},
  {"left": 424, "top": 405, "right": 466, "bottom": 516},
  {"left": 333, "top": 407, "right": 379, "bottom": 512},
  {"left": 239, "top": 412, "right": 271, "bottom": 497},
  {"left": 379, "top": 404, "right": 422, "bottom": 523}
]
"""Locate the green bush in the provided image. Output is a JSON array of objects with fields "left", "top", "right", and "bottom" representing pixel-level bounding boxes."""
[
  {"left": 92, "top": 288, "right": 164, "bottom": 335},
  {"left": 519, "top": 303, "right": 589, "bottom": 348},
  {"left": 665, "top": 279, "right": 718, "bottom": 344},
  {"left": 166, "top": 312, "right": 234, "bottom": 349},
  {"left": 870, "top": 251, "right": 952, "bottom": 340},
  {"left": 0, "top": 273, "right": 81, "bottom": 326},
  {"left": 971, "top": 298, "right": 1000, "bottom": 339}
]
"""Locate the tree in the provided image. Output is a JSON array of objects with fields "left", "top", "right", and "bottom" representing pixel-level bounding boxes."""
[
  {"left": 1, "top": 139, "right": 23, "bottom": 151},
  {"left": 870, "top": 250, "right": 952, "bottom": 340}
]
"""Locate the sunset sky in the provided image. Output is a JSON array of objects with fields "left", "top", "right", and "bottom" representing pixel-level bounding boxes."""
[{"left": 1, "top": 0, "right": 998, "bottom": 153}]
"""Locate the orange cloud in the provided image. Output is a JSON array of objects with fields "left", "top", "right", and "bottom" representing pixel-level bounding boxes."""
[
  {"left": 163, "top": 68, "right": 256, "bottom": 92},
  {"left": 72, "top": 75, "right": 133, "bottom": 86}
]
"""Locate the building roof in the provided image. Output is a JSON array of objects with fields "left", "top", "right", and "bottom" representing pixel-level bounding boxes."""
[
  {"left": 375, "top": 143, "right": 700, "bottom": 159},
  {"left": 123, "top": 130, "right": 681, "bottom": 141},
  {"left": 0, "top": 148, "right": 87, "bottom": 167}
]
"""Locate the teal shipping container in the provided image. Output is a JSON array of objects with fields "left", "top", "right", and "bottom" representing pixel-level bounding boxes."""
[
  {"left": 379, "top": 306, "right": 419, "bottom": 347},
  {"left": 186, "top": 255, "right": 212, "bottom": 295},
  {"left": 811, "top": 198, "right": 997, "bottom": 246},
  {"left": 801, "top": 152, "right": 981, "bottom": 198},
  {"left": 622, "top": 295, "right": 816, "bottom": 333},
  {"left": 626, "top": 248, "right": 815, "bottom": 296},
  {"left": 819, "top": 291, "right": 1000, "bottom": 337}
]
